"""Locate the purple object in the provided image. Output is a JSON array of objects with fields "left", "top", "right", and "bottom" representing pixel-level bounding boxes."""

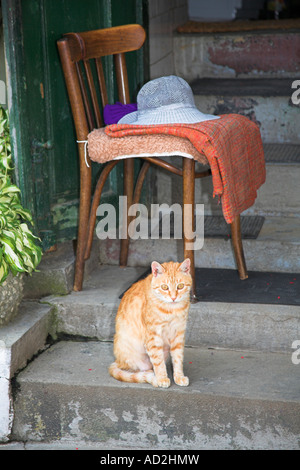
[{"left": 103, "top": 102, "right": 137, "bottom": 125}]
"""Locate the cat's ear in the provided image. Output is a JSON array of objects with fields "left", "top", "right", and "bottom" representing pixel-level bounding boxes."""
[
  {"left": 179, "top": 258, "right": 190, "bottom": 273},
  {"left": 151, "top": 261, "right": 165, "bottom": 277}
]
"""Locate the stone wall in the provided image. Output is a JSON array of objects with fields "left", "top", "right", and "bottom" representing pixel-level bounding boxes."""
[{"left": 148, "top": 0, "right": 188, "bottom": 79}]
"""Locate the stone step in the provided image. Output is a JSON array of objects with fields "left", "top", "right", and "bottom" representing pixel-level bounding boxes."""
[
  {"left": 23, "top": 243, "right": 75, "bottom": 299},
  {"left": 196, "top": 161, "right": 300, "bottom": 217},
  {"left": 174, "top": 29, "right": 300, "bottom": 80},
  {"left": 156, "top": 148, "right": 300, "bottom": 217},
  {"left": 23, "top": 240, "right": 98, "bottom": 299},
  {"left": 189, "top": 78, "right": 299, "bottom": 144},
  {"left": 98, "top": 216, "right": 300, "bottom": 274},
  {"left": 263, "top": 143, "right": 300, "bottom": 164},
  {"left": 0, "top": 301, "right": 55, "bottom": 442},
  {"left": 191, "top": 77, "right": 294, "bottom": 97},
  {"left": 174, "top": 28, "right": 300, "bottom": 145},
  {"left": 190, "top": 77, "right": 295, "bottom": 98},
  {"left": 23, "top": 215, "right": 300, "bottom": 307},
  {"left": 11, "top": 340, "right": 300, "bottom": 449},
  {"left": 45, "top": 264, "right": 300, "bottom": 353}
]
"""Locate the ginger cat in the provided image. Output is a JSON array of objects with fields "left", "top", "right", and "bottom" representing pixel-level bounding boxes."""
[{"left": 109, "top": 258, "right": 192, "bottom": 388}]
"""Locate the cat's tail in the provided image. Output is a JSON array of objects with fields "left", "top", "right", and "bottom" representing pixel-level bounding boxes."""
[{"left": 109, "top": 362, "right": 157, "bottom": 387}]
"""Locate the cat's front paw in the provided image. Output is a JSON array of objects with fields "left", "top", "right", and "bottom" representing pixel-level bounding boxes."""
[
  {"left": 156, "top": 377, "right": 171, "bottom": 388},
  {"left": 174, "top": 375, "right": 189, "bottom": 386}
]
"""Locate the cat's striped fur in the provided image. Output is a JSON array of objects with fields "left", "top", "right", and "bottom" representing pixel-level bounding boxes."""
[{"left": 109, "top": 259, "right": 192, "bottom": 388}]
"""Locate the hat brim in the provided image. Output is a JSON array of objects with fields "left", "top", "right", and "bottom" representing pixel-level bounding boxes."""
[{"left": 118, "top": 107, "right": 220, "bottom": 125}]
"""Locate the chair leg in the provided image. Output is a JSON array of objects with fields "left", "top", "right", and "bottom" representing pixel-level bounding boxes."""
[
  {"left": 230, "top": 215, "right": 248, "bottom": 280},
  {"left": 133, "top": 161, "right": 151, "bottom": 205},
  {"left": 182, "top": 158, "right": 198, "bottom": 302},
  {"left": 73, "top": 163, "right": 92, "bottom": 292},
  {"left": 120, "top": 159, "right": 134, "bottom": 267},
  {"left": 84, "top": 161, "right": 118, "bottom": 261}
]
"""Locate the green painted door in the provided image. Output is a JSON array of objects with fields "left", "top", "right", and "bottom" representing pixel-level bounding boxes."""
[{"left": 2, "top": 0, "right": 148, "bottom": 250}]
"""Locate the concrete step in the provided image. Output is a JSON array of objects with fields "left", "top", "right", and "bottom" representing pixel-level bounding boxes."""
[
  {"left": 45, "top": 264, "right": 300, "bottom": 353},
  {"left": 156, "top": 147, "right": 300, "bottom": 217},
  {"left": 23, "top": 219, "right": 300, "bottom": 307},
  {"left": 11, "top": 340, "right": 300, "bottom": 449},
  {"left": 189, "top": 77, "right": 299, "bottom": 144},
  {"left": 98, "top": 216, "right": 300, "bottom": 274},
  {"left": 0, "top": 301, "right": 55, "bottom": 442},
  {"left": 263, "top": 143, "right": 300, "bottom": 164},
  {"left": 23, "top": 243, "right": 75, "bottom": 299},
  {"left": 173, "top": 29, "right": 300, "bottom": 145},
  {"left": 191, "top": 77, "right": 294, "bottom": 97},
  {"left": 194, "top": 159, "right": 300, "bottom": 216},
  {"left": 174, "top": 29, "right": 300, "bottom": 80},
  {"left": 23, "top": 240, "right": 98, "bottom": 299}
]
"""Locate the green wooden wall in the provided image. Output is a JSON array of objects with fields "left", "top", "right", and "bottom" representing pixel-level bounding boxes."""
[{"left": 2, "top": 0, "right": 148, "bottom": 249}]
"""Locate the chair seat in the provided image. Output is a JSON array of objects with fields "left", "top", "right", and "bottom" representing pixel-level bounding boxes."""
[
  {"left": 88, "top": 127, "right": 208, "bottom": 164},
  {"left": 88, "top": 114, "right": 266, "bottom": 225}
]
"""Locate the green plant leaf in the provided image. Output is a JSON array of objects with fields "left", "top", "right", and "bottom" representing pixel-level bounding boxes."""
[
  {"left": 2, "top": 239, "right": 24, "bottom": 271},
  {"left": 0, "top": 184, "right": 20, "bottom": 195},
  {"left": 14, "top": 205, "right": 33, "bottom": 222},
  {"left": 1, "top": 229, "right": 16, "bottom": 242},
  {"left": 20, "top": 250, "right": 35, "bottom": 270},
  {"left": 0, "top": 260, "right": 9, "bottom": 284},
  {"left": 0, "top": 105, "right": 43, "bottom": 283},
  {"left": 0, "top": 156, "right": 13, "bottom": 171},
  {"left": 15, "top": 236, "right": 24, "bottom": 253}
]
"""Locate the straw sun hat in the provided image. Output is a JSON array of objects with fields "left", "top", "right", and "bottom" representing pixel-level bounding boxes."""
[{"left": 118, "top": 75, "right": 219, "bottom": 125}]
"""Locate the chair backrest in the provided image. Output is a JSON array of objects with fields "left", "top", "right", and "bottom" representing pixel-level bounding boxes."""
[{"left": 57, "top": 24, "right": 146, "bottom": 144}]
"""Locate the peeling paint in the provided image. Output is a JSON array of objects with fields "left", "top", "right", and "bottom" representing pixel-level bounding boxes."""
[
  {"left": 194, "top": 95, "right": 300, "bottom": 144},
  {"left": 174, "top": 32, "right": 300, "bottom": 79},
  {"left": 119, "top": 405, "right": 185, "bottom": 448},
  {"left": 102, "top": 408, "right": 119, "bottom": 423},
  {"left": 208, "top": 34, "right": 300, "bottom": 76},
  {"left": 67, "top": 401, "right": 83, "bottom": 437},
  {"left": 213, "top": 97, "right": 260, "bottom": 126}
]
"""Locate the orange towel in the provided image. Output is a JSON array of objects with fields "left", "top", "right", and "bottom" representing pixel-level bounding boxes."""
[{"left": 105, "top": 114, "right": 266, "bottom": 223}]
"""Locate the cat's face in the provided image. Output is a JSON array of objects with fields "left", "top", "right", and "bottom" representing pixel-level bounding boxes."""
[{"left": 151, "top": 259, "right": 192, "bottom": 304}]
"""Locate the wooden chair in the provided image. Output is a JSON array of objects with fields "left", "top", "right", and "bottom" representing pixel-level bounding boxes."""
[{"left": 57, "top": 24, "right": 247, "bottom": 301}]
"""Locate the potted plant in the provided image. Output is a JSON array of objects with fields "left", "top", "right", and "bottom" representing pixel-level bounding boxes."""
[{"left": 0, "top": 105, "right": 42, "bottom": 325}]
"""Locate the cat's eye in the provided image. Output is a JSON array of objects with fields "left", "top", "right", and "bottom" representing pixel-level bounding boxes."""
[
  {"left": 161, "top": 284, "right": 169, "bottom": 290},
  {"left": 177, "top": 283, "right": 184, "bottom": 290}
]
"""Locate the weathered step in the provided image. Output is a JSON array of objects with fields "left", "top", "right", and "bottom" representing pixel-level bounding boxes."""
[
  {"left": 46, "top": 265, "right": 300, "bottom": 353},
  {"left": 263, "top": 143, "right": 300, "bottom": 164},
  {"left": 0, "top": 301, "right": 55, "bottom": 442},
  {"left": 11, "top": 341, "right": 300, "bottom": 449},
  {"left": 189, "top": 78, "right": 299, "bottom": 144},
  {"left": 23, "top": 240, "right": 99, "bottom": 299},
  {"left": 98, "top": 216, "right": 300, "bottom": 273},
  {"left": 194, "top": 161, "right": 300, "bottom": 217},
  {"left": 174, "top": 29, "right": 300, "bottom": 80},
  {"left": 191, "top": 77, "right": 294, "bottom": 97},
  {"left": 156, "top": 146, "right": 300, "bottom": 217}
]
